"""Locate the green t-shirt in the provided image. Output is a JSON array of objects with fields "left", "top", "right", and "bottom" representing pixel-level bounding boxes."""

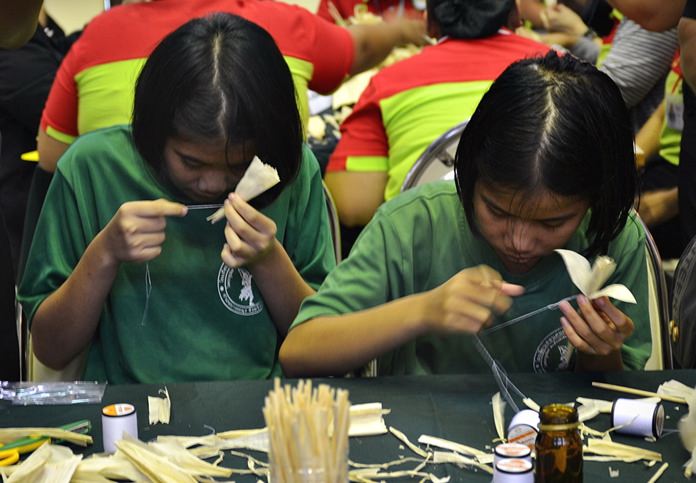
[
  {"left": 292, "top": 182, "right": 651, "bottom": 374},
  {"left": 18, "top": 126, "right": 336, "bottom": 383}
]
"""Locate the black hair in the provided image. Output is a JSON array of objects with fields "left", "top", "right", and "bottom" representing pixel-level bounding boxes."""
[
  {"left": 455, "top": 51, "right": 637, "bottom": 257},
  {"left": 426, "top": 0, "right": 515, "bottom": 38},
  {"left": 132, "top": 13, "right": 302, "bottom": 206}
]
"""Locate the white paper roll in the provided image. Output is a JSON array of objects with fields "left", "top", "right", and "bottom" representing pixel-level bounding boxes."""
[
  {"left": 611, "top": 398, "right": 664, "bottom": 438},
  {"left": 102, "top": 403, "right": 138, "bottom": 453},
  {"left": 493, "top": 458, "right": 534, "bottom": 483},
  {"left": 494, "top": 442, "right": 532, "bottom": 466},
  {"left": 507, "top": 409, "right": 540, "bottom": 449}
]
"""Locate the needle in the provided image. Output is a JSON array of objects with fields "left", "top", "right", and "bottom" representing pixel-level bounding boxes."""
[{"left": 481, "top": 295, "right": 577, "bottom": 336}]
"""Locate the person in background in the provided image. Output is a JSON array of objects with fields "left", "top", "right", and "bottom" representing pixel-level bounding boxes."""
[
  {"left": 679, "top": 1, "right": 696, "bottom": 243},
  {"left": 0, "top": 0, "right": 43, "bottom": 49},
  {"left": 325, "top": 0, "right": 548, "bottom": 228},
  {"left": 19, "top": 14, "right": 336, "bottom": 383},
  {"left": 36, "top": 0, "right": 425, "bottom": 174},
  {"left": 280, "top": 52, "right": 651, "bottom": 377},
  {"left": 607, "top": 0, "right": 696, "bottom": 251},
  {"left": 316, "top": 0, "right": 426, "bottom": 24},
  {"left": 634, "top": 54, "right": 685, "bottom": 259},
  {"left": 0, "top": 8, "right": 79, "bottom": 273}
]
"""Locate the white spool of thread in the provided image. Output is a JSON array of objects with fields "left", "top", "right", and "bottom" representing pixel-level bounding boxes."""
[
  {"left": 493, "top": 458, "right": 534, "bottom": 483},
  {"left": 494, "top": 442, "right": 533, "bottom": 466},
  {"left": 507, "top": 409, "right": 540, "bottom": 449},
  {"left": 102, "top": 403, "right": 138, "bottom": 453},
  {"left": 610, "top": 398, "right": 664, "bottom": 438}
]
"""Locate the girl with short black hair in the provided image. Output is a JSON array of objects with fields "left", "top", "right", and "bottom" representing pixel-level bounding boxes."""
[
  {"left": 282, "top": 52, "right": 650, "bottom": 377},
  {"left": 19, "top": 14, "right": 336, "bottom": 383}
]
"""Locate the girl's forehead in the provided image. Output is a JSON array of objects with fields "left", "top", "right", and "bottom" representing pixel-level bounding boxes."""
[
  {"left": 476, "top": 181, "right": 587, "bottom": 217},
  {"left": 166, "top": 136, "right": 254, "bottom": 165}
]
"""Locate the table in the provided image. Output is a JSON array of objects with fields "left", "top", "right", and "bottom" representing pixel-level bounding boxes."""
[{"left": 1, "top": 370, "right": 694, "bottom": 481}]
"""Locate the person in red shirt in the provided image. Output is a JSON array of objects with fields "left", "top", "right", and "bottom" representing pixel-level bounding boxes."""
[
  {"left": 37, "top": 0, "right": 425, "bottom": 173},
  {"left": 325, "top": 0, "right": 549, "bottom": 228}
]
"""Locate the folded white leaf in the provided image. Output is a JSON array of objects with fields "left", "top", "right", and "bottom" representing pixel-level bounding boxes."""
[
  {"left": 207, "top": 156, "right": 280, "bottom": 224},
  {"left": 349, "top": 402, "right": 390, "bottom": 436},
  {"left": 115, "top": 435, "right": 196, "bottom": 483},
  {"left": 0, "top": 427, "right": 92, "bottom": 446},
  {"left": 5, "top": 443, "right": 81, "bottom": 483},
  {"left": 73, "top": 452, "right": 146, "bottom": 482},
  {"left": 555, "top": 250, "right": 636, "bottom": 303},
  {"left": 658, "top": 379, "right": 696, "bottom": 404},
  {"left": 148, "top": 387, "right": 171, "bottom": 425}
]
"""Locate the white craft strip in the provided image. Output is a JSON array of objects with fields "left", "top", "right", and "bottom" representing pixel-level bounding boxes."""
[
  {"left": 389, "top": 427, "right": 429, "bottom": 458},
  {"left": 417, "top": 434, "right": 487, "bottom": 458},
  {"left": 647, "top": 462, "right": 669, "bottom": 483},
  {"left": 432, "top": 451, "right": 493, "bottom": 475}
]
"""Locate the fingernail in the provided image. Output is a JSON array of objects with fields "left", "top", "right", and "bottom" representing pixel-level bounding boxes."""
[
  {"left": 595, "top": 297, "right": 605, "bottom": 308},
  {"left": 228, "top": 193, "right": 235, "bottom": 201},
  {"left": 577, "top": 295, "right": 587, "bottom": 305}
]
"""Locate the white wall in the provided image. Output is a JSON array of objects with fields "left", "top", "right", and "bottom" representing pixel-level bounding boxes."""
[{"left": 44, "top": 0, "right": 105, "bottom": 34}]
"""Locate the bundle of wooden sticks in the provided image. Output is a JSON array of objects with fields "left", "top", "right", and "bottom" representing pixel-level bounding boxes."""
[{"left": 263, "top": 379, "right": 350, "bottom": 483}]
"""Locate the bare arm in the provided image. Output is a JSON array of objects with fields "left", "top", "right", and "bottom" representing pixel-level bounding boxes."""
[
  {"left": 324, "top": 171, "right": 387, "bottom": 227},
  {"left": 246, "top": 239, "right": 315, "bottom": 336},
  {"left": 634, "top": 101, "right": 665, "bottom": 168},
  {"left": 32, "top": 231, "right": 119, "bottom": 369},
  {"left": 517, "top": 0, "right": 546, "bottom": 28},
  {"left": 281, "top": 293, "right": 432, "bottom": 376},
  {"left": 680, "top": 16, "right": 696, "bottom": 90},
  {"left": 280, "top": 266, "right": 524, "bottom": 377},
  {"left": 37, "top": 129, "right": 71, "bottom": 173},
  {"left": 0, "top": 0, "right": 42, "bottom": 49},
  {"left": 31, "top": 200, "right": 187, "bottom": 369},
  {"left": 608, "top": 0, "right": 684, "bottom": 31},
  {"left": 347, "top": 18, "right": 426, "bottom": 75}
]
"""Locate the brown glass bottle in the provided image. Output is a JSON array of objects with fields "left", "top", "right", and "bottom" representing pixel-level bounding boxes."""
[{"left": 534, "top": 404, "right": 583, "bottom": 482}]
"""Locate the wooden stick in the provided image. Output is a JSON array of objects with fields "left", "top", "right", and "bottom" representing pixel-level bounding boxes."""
[{"left": 591, "top": 382, "right": 687, "bottom": 404}]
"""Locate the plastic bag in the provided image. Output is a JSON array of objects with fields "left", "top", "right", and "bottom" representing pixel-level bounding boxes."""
[{"left": 0, "top": 381, "right": 106, "bottom": 405}]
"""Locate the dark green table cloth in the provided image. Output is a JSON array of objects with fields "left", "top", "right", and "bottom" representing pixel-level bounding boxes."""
[{"left": 1, "top": 370, "right": 694, "bottom": 481}]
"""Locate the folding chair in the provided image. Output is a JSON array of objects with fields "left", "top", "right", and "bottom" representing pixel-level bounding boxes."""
[
  {"left": 322, "top": 181, "right": 342, "bottom": 264},
  {"left": 401, "top": 120, "right": 468, "bottom": 192},
  {"left": 636, "top": 215, "right": 673, "bottom": 369}
]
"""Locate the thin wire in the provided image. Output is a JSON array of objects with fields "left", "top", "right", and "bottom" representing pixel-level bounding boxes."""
[
  {"left": 474, "top": 335, "right": 525, "bottom": 413},
  {"left": 185, "top": 204, "right": 223, "bottom": 210},
  {"left": 140, "top": 262, "right": 152, "bottom": 327},
  {"left": 138, "top": 204, "right": 220, "bottom": 328},
  {"left": 481, "top": 295, "right": 577, "bottom": 336}
]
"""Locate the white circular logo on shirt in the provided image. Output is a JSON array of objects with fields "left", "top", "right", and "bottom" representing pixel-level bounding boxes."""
[
  {"left": 217, "top": 264, "right": 263, "bottom": 316},
  {"left": 532, "top": 327, "right": 571, "bottom": 373}
]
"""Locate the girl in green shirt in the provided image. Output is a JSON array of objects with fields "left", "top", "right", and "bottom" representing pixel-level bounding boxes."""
[
  {"left": 19, "top": 14, "right": 335, "bottom": 382},
  {"left": 282, "top": 52, "right": 650, "bottom": 376}
]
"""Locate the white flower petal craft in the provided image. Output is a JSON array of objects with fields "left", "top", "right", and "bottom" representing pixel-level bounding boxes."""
[
  {"left": 554, "top": 249, "right": 636, "bottom": 304},
  {"left": 206, "top": 156, "right": 280, "bottom": 224}
]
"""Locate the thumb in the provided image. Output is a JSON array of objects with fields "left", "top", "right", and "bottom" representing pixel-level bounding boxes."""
[{"left": 500, "top": 282, "right": 525, "bottom": 297}]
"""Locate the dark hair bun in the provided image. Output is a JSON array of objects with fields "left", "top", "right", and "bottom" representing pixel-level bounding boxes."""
[{"left": 432, "top": 0, "right": 515, "bottom": 38}]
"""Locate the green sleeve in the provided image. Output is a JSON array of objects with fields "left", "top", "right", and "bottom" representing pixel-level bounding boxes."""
[
  {"left": 17, "top": 167, "right": 90, "bottom": 325},
  {"left": 290, "top": 209, "right": 400, "bottom": 329},
  {"left": 284, "top": 146, "right": 337, "bottom": 290},
  {"left": 609, "top": 215, "right": 651, "bottom": 370}
]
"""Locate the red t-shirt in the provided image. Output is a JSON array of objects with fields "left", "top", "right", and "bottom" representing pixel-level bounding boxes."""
[{"left": 41, "top": 0, "right": 353, "bottom": 141}]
